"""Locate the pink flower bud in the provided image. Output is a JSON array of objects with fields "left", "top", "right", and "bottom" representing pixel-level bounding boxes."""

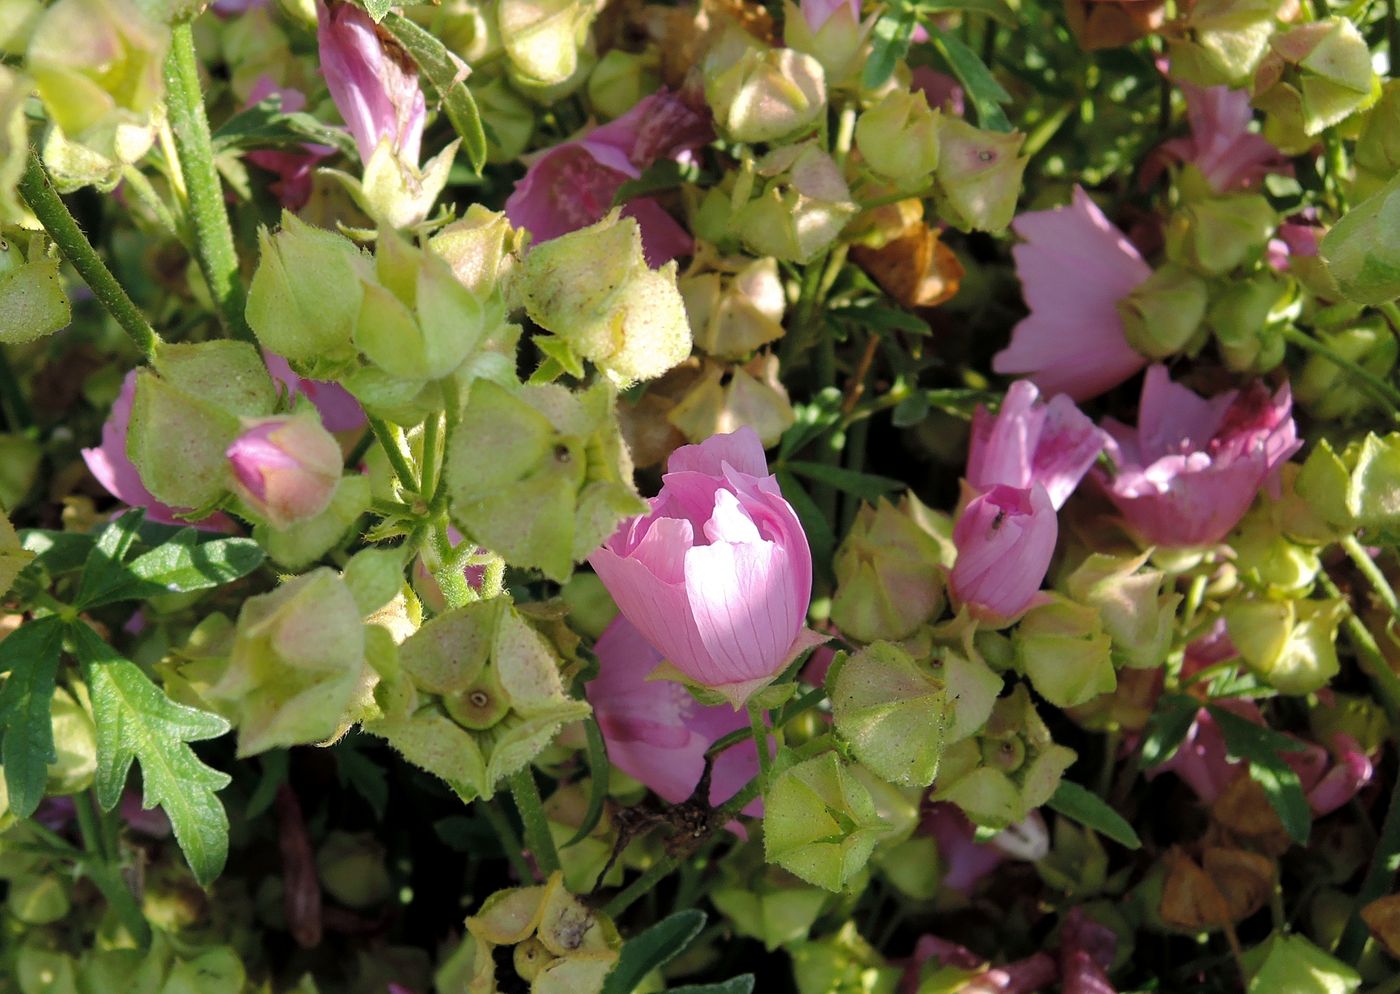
[
  {"left": 949, "top": 483, "right": 1057, "bottom": 623},
  {"left": 1142, "top": 84, "right": 1291, "bottom": 194},
  {"left": 589, "top": 427, "right": 821, "bottom": 706},
  {"left": 967, "top": 379, "right": 1104, "bottom": 510},
  {"left": 226, "top": 415, "right": 343, "bottom": 528},
  {"left": 317, "top": 1, "right": 426, "bottom": 166}
]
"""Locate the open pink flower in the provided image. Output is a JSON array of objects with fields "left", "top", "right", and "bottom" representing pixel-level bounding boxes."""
[
  {"left": 1094, "top": 365, "right": 1300, "bottom": 547},
  {"left": 317, "top": 1, "right": 426, "bottom": 165},
  {"left": 245, "top": 79, "right": 332, "bottom": 210},
  {"left": 967, "top": 379, "right": 1104, "bottom": 510},
  {"left": 505, "top": 91, "right": 711, "bottom": 267},
  {"left": 992, "top": 187, "right": 1152, "bottom": 402},
  {"left": 82, "top": 371, "right": 235, "bottom": 532},
  {"left": 1145, "top": 84, "right": 1291, "bottom": 194},
  {"left": 948, "top": 483, "right": 1057, "bottom": 623},
  {"left": 589, "top": 427, "right": 820, "bottom": 707},
  {"left": 586, "top": 615, "right": 762, "bottom": 812}
]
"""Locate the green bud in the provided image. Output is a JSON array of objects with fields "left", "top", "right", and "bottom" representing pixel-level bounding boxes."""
[
  {"left": 0, "top": 252, "right": 71, "bottom": 346},
  {"left": 208, "top": 568, "right": 379, "bottom": 756},
  {"left": 1354, "top": 81, "right": 1400, "bottom": 199},
  {"left": 8, "top": 872, "right": 71, "bottom": 925},
  {"left": 430, "top": 205, "right": 519, "bottom": 299},
  {"left": 332, "top": 137, "right": 459, "bottom": 231},
  {"left": 587, "top": 49, "right": 660, "bottom": 121},
  {"left": 704, "top": 30, "right": 828, "bottom": 144},
  {"left": 783, "top": 0, "right": 875, "bottom": 86},
  {"left": 1253, "top": 18, "right": 1378, "bottom": 143},
  {"left": 855, "top": 89, "right": 941, "bottom": 188},
  {"left": 246, "top": 212, "right": 368, "bottom": 366},
  {"left": 498, "top": 0, "right": 595, "bottom": 87},
  {"left": 1035, "top": 817, "right": 1109, "bottom": 898},
  {"left": 1209, "top": 271, "right": 1290, "bottom": 374},
  {"left": 254, "top": 475, "right": 373, "bottom": 571},
  {"left": 1321, "top": 171, "right": 1400, "bottom": 306},
  {"left": 764, "top": 751, "right": 886, "bottom": 892},
  {"left": 0, "top": 507, "right": 32, "bottom": 598},
  {"left": 712, "top": 845, "right": 830, "bottom": 950},
  {"left": 1230, "top": 503, "right": 1321, "bottom": 597},
  {"left": 445, "top": 378, "right": 644, "bottom": 581},
  {"left": 518, "top": 211, "right": 692, "bottom": 386},
  {"left": 1242, "top": 933, "right": 1360, "bottom": 994},
  {"left": 354, "top": 227, "right": 494, "bottom": 383},
  {"left": 681, "top": 254, "right": 787, "bottom": 361},
  {"left": 474, "top": 74, "right": 536, "bottom": 163},
  {"left": 831, "top": 495, "right": 952, "bottom": 643},
  {"left": 828, "top": 642, "right": 952, "bottom": 788},
  {"left": 1348, "top": 433, "right": 1400, "bottom": 529},
  {"left": 1064, "top": 551, "right": 1181, "bottom": 669},
  {"left": 1118, "top": 262, "right": 1210, "bottom": 359},
  {"left": 365, "top": 599, "right": 590, "bottom": 801},
  {"left": 789, "top": 922, "right": 902, "bottom": 994},
  {"left": 317, "top": 832, "right": 392, "bottom": 909},
  {"left": 1295, "top": 320, "right": 1397, "bottom": 421},
  {"left": 1165, "top": 192, "right": 1277, "bottom": 275},
  {"left": 1225, "top": 596, "right": 1345, "bottom": 694},
  {"left": 1015, "top": 594, "right": 1116, "bottom": 708},
  {"left": 874, "top": 834, "right": 941, "bottom": 900},
  {"left": 1296, "top": 438, "right": 1355, "bottom": 531},
  {"left": 932, "top": 116, "right": 1029, "bottom": 233},
  {"left": 26, "top": 0, "right": 167, "bottom": 165},
  {"left": 1166, "top": 0, "right": 1278, "bottom": 87},
  {"left": 731, "top": 144, "right": 858, "bottom": 264}
]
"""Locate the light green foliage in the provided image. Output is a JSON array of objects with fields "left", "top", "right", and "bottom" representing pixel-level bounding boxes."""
[{"left": 764, "top": 751, "right": 886, "bottom": 891}]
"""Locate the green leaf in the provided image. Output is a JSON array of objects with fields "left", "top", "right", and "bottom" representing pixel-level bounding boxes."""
[
  {"left": 863, "top": 8, "right": 918, "bottom": 90},
  {"left": 1209, "top": 705, "right": 1311, "bottom": 845},
  {"left": 783, "top": 460, "right": 904, "bottom": 501},
  {"left": 928, "top": 24, "right": 1014, "bottom": 132},
  {"left": 670, "top": 979, "right": 756, "bottom": 994},
  {"left": 19, "top": 529, "right": 95, "bottom": 574},
  {"left": 361, "top": 0, "right": 392, "bottom": 20},
  {"left": 380, "top": 12, "right": 488, "bottom": 173},
  {"left": 563, "top": 716, "right": 610, "bottom": 848},
  {"left": 0, "top": 616, "right": 65, "bottom": 818},
  {"left": 1140, "top": 693, "right": 1200, "bottom": 767},
  {"left": 832, "top": 301, "right": 932, "bottom": 337},
  {"left": 212, "top": 96, "right": 359, "bottom": 158},
  {"left": 601, "top": 910, "right": 708, "bottom": 994},
  {"left": 914, "top": 0, "right": 1016, "bottom": 25},
  {"left": 76, "top": 527, "right": 266, "bottom": 608},
  {"left": 777, "top": 387, "right": 844, "bottom": 462},
  {"left": 613, "top": 159, "right": 692, "bottom": 206},
  {"left": 1048, "top": 780, "right": 1142, "bottom": 850},
  {"left": 73, "top": 509, "right": 146, "bottom": 609},
  {"left": 73, "top": 623, "right": 232, "bottom": 885}
]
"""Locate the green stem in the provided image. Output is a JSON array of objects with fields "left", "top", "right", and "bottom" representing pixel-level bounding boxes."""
[
  {"left": 120, "top": 165, "right": 182, "bottom": 241},
  {"left": 479, "top": 555, "right": 505, "bottom": 599},
  {"left": 479, "top": 799, "right": 535, "bottom": 882},
  {"left": 163, "top": 22, "right": 252, "bottom": 343},
  {"left": 1282, "top": 326, "right": 1400, "bottom": 412},
  {"left": 1377, "top": 301, "right": 1400, "bottom": 338},
  {"left": 73, "top": 790, "right": 108, "bottom": 862},
  {"left": 748, "top": 702, "right": 772, "bottom": 786},
  {"left": 73, "top": 791, "right": 151, "bottom": 945},
  {"left": 0, "top": 346, "right": 32, "bottom": 429},
  {"left": 1335, "top": 766, "right": 1400, "bottom": 963},
  {"left": 1320, "top": 573, "right": 1400, "bottom": 724},
  {"left": 418, "top": 411, "right": 443, "bottom": 497},
  {"left": 345, "top": 427, "right": 374, "bottom": 469},
  {"left": 1342, "top": 536, "right": 1400, "bottom": 621},
  {"left": 431, "top": 520, "right": 473, "bottom": 610},
  {"left": 508, "top": 767, "right": 560, "bottom": 877},
  {"left": 368, "top": 416, "right": 419, "bottom": 495},
  {"left": 17, "top": 152, "right": 160, "bottom": 360}
]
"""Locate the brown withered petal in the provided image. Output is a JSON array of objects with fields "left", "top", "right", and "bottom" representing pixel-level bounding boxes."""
[
  {"left": 1361, "top": 893, "right": 1400, "bottom": 959},
  {"left": 615, "top": 360, "right": 702, "bottom": 468},
  {"left": 1210, "top": 776, "right": 1292, "bottom": 856},
  {"left": 851, "top": 222, "right": 965, "bottom": 309},
  {"left": 1160, "top": 845, "right": 1274, "bottom": 929},
  {"left": 1064, "top": 0, "right": 1166, "bottom": 52},
  {"left": 651, "top": 0, "right": 777, "bottom": 88},
  {"left": 276, "top": 784, "right": 323, "bottom": 949}
]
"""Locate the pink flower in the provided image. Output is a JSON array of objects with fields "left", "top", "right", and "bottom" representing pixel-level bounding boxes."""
[
  {"left": 901, "top": 935, "right": 1057, "bottom": 994},
  {"left": 1146, "top": 84, "right": 1291, "bottom": 194},
  {"left": 505, "top": 91, "right": 711, "bottom": 267},
  {"left": 992, "top": 187, "right": 1152, "bottom": 402},
  {"left": 227, "top": 415, "right": 343, "bottom": 528},
  {"left": 800, "top": 0, "right": 859, "bottom": 30},
  {"left": 81, "top": 371, "right": 235, "bottom": 532},
  {"left": 911, "top": 66, "right": 965, "bottom": 117},
  {"left": 317, "top": 1, "right": 426, "bottom": 165},
  {"left": 586, "top": 615, "right": 763, "bottom": 811},
  {"left": 948, "top": 484, "right": 1057, "bottom": 623},
  {"left": 589, "top": 427, "right": 821, "bottom": 707},
  {"left": 1288, "top": 732, "right": 1375, "bottom": 816},
  {"left": 263, "top": 352, "right": 366, "bottom": 433},
  {"left": 1058, "top": 908, "right": 1118, "bottom": 994},
  {"left": 1150, "top": 705, "right": 1246, "bottom": 806},
  {"left": 1267, "top": 211, "right": 1323, "bottom": 272},
  {"left": 923, "top": 803, "right": 1048, "bottom": 894},
  {"left": 967, "top": 380, "right": 1104, "bottom": 510},
  {"left": 1094, "top": 365, "right": 1300, "bottom": 547},
  {"left": 245, "top": 79, "right": 332, "bottom": 210}
]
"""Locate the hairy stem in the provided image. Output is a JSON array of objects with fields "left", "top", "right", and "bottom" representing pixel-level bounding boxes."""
[{"left": 508, "top": 767, "right": 561, "bottom": 877}]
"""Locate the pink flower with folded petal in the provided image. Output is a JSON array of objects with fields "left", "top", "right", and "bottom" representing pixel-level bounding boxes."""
[
  {"left": 317, "top": 1, "right": 426, "bottom": 166},
  {"left": 81, "top": 371, "right": 235, "bottom": 532},
  {"left": 800, "top": 0, "right": 859, "bottom": 30},
  {"left": 901, "top": 934, "right": 1057, "bottom": 994},
  {"left": 505, "top": 91, "right": 711, "bottom": 267},
  {"left": 948, "top": 483, "right": 1058, "bottom": 623},
  {"left": 589, "top": 427, "right": 821, "bottom": 707},
  {"left": 1289, "top": 732, "right": 1374, "bottom": 816},
  {"left": 227, "top": 415, "right": 343, "bottom": 528},
  {"left": 911, "top": 66, "right": 965, "bottom": 117},
  {"left": 263, "top": 352, "right": 366, "bottom": 433},
  {"left": 967, "top": 379, "right": 1105, "bottom": 510},
  {"left": 1147, "top": 84, "right": 1291, "bottom": 194},
  {"left": 1094, "top": 365, "right": 1300, "bottom": 547},
  {"left": 245, "top": 79, "right": 333, "bottom": 210},
  {"left": 586, "top": 615, "right": 763, "bottom": 811},
  {"left": 992, "top": 187, "right": 1152, "bottom": 402},
  {"left": 923, "top": 803, "right": 1048, "bottom": 894}
]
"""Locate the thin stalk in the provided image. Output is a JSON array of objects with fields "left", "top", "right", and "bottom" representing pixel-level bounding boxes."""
[
  {"left": 479, "top": 555, "right": 505, "bottom": 599},
  {"left": 479, "top": 799, "right": 534, "bottom": 882},
  {"left": 368, "top": 416, "right": 419, "bottom": 495},
  {"left": 120, "top": 165, "right": 182, "bottom": 241},
  {"left": 418, "top": 412, "right": 443, "bottom": 497},
  {"left": 431, "top": 521, "right": 473, "bottom": 610},
  {"left": 18, "top": 153, "right": 159, "bottom": 360},
  {"left": 1282, "top": 326, "right": 1400, "bottom": 412},
  {"left": 1335, "top": 767, "right": 1400, "bottom": 963},
  {"left": 0, "top": 346, "right": 32, "bottom": 429},
  {"left": 345, "top": 427, "right": 374, "bottom": 469},
  {"left": 1377, "top": 301, "right": 1400, "bottom": 339},
  {"left": 748, "top": 703, "right": 772, "bottom": 786},
  {"left": 73, "top": 791, "right": 108, "bottom": 862},
  {"left": 163, "top": 22, "right": 252, "bottom": 343},
  {"left": 1320, "top": 573, "right": 1400, "bottom": 724},
  {"left": 1342, "top": 536, "right": 1400, "bottom": 620},
  {"left": 508, "top": 767, "right": 560, "bottom": 877}
]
